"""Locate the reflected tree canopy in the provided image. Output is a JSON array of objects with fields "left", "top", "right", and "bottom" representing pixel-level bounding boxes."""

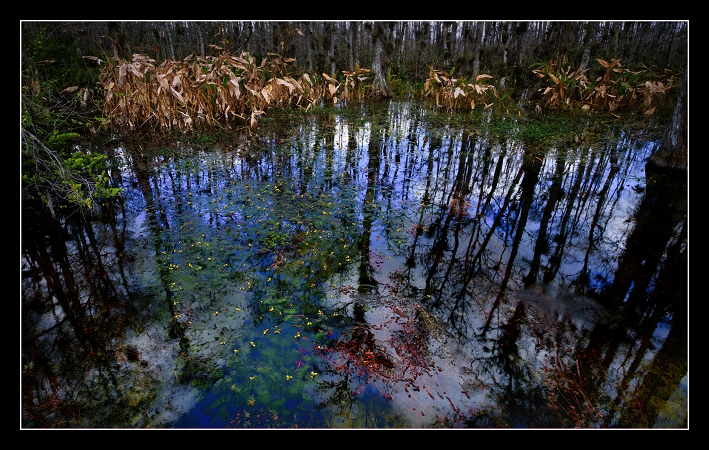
[{"left": 22, "top": 101, "right": 687, "bottom": 428}]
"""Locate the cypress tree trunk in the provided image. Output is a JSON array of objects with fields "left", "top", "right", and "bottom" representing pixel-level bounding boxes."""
[
  {"left": 473, "top": 22, "right": 483, "bottom": 79},
  {"left": 313, "top": 23, "right": 327, "bottom": 76},
  {"left": 329, "top": 22, "right": 336, "bottom": 77},
  {"left": 197, "top": 22, "right": 205, "bottom": 56},
  {"left": 647, "top": 70, "right": 687, "bottom": 172},
  {"left": 368, "top": 22, "right": 391, "bottom": 98},
  {"left": 166, "top": 22, "right": 176, "bottom": 60},
  {"left": 610, "top": 22, "right": 621, "bottom": 57},
  {"left": 304, "top": 22, "right": 313, "bottom": 71},
  {"left": 348, "top": 21, "right": 355, "bottom": 69},
  {"left": 107, "top": 22, "right": 126, "bottom": 61},
  {"left": 579, "top": 21, "right": 596, "bottom": 71}
]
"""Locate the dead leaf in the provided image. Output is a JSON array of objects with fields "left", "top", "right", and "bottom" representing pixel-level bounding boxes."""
[
  {"left": 127, "top": 64, "right": 143, "bottom": 78},
  {"left": 275, "top": 78, "right": 295, "bottom": 92},
  {"left": 322, "top": 73, "right": 338, "bottom": 83},
  {"left": 170, "top": 86, "right": 184, "bottom": 104},
  {"left": 118, "top": 64, "right": 127, "bottom": 86}
]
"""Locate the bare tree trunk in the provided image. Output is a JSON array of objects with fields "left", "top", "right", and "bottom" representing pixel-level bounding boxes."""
[
  {"left": 329, "top": 22, "right": 336, "bottom": 77},
  {"left": 197, "top": 22, "right": 205, "bottom": 56},
  {"left": 610, "top": 22, "right": 621, "bottom": 56},
  {"left": 647, "top": 70, "right": 687, "bottom": 172},
  {"left": 303, "top": 22, "right": 313, "bottom": 71},
  {"left": 442, "top": 22, "right": 452, "bottom": 67},
  {"left": 473, "top": 22, "right": 483, "bottom": 79},
  {"left": 450, "top": 21, "right": 458, "bottom": 63},
  {"left": 165, "top": 22, "right": 176, "bottom": 60},
  {"left": 515, "top": 21, "right": 531, "bottom": 66},
  {"left": 621, "top": 22, "right": 636, "bottom": 59},
  {"left": 312, "top": 22, "right": 327, "bottom": 76},
  {"left": 267, "top": 22, "right": 275, "bottom": 54},
  {"left": 347, "top": 21, "right": 355, "bottom": 69},
  {"left": 107, "top": 22, "right": 126, "bottom": 61},
  {"left": 579, "top": 21, "right": 597, "bottom": 71},
  {"left": 416, "top": 21, "right": 430, "bottom": 78},
  {"left": 502, "top": 22, "right": 511, "bottom": 65},
  {"left": 368, "top": 22, "right": 391, "bottom": 98},
  {"left": 665, "top": 22, "right": 677, "bottom": 67}
]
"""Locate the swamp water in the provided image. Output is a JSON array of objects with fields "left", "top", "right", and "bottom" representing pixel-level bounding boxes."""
[{"left": 21, "top": 101, "right": 687, "bottom": 428}]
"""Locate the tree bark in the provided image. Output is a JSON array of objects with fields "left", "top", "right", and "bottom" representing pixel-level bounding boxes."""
[
  {"left": 304, "top": 22, "right": 313, "bottom": 71},
  {"left": 579, "top": 21, "right": 596, "bottom": 71},
  {"left": 369, "top": 22, "right": 391, "bottom": 98},
  {"left": 647, "top": 69, "right": 687, "bottom": 172},
  {"left": 107, "top": 22, "right": 126, "bottom": 61},
  {"left": 473, "top": 22, "right": 483, "bottom": 79},
  {"left": 348, "top": 21, "right": 355, "bottom": 69},
  {"left": 328, "top": 22, "right": 336, "bottom": 77},
  {"left": 165, "top": 22, "right": 176, "bottom": 61},
  {"left": 313, "top": 23, "right": 327, "bottom": 77},
  {"left": 197, "top": 22, "right": 205, "bottom": 56}
]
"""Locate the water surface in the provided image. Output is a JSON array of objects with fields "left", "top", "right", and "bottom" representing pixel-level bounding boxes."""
[{"left": 21, "top": 101, "right": 687, "bottom": 428}]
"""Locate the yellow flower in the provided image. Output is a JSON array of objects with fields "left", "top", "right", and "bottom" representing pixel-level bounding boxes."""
[
  {"left": 250, "top": 342, "right": 256, "bottom": 347},
  {"left": 286, "top": 375, "right": 293, "bottom": 381},
  {"left": 311, "top": 372, "right": 317, "bottom": 377},
  {"left": 234, "top": 349, "right": 239, "bottom": 354},
  {"left": 263, "top": 329, "right": 269, "bottom": 335}
]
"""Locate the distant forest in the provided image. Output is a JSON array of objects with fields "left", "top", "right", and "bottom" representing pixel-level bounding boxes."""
[
  {"left": 21, "top": 21, "right": 688, "bottom": 85},
  {"left": 21, "top": 21, "right": 689, "bottom": 215}
]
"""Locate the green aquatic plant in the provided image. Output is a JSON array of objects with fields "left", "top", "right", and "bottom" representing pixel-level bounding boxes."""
[
  {"left": 22, "top": 130, "right": 122, "bottom": 216},
  {"left": 519, "top": 114, "right": 584, "bottom": 147},
  {"left": 262, "top": 230, "right": 290, "bottom": 250}
]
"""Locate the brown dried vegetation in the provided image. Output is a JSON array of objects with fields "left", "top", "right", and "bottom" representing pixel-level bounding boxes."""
[
  {"left": 423, "top": 66, "right": 498, "bottom": 110},
  {"left": 98, "top": 49, "right": 374, "bottom": 132},
  {"left": 532, "top": 54, "right": 677, "bottom": 115}
]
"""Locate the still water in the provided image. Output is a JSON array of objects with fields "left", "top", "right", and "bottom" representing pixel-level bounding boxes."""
[{"left": 21, "top": 101, "right": 687, "bottom": 428}]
